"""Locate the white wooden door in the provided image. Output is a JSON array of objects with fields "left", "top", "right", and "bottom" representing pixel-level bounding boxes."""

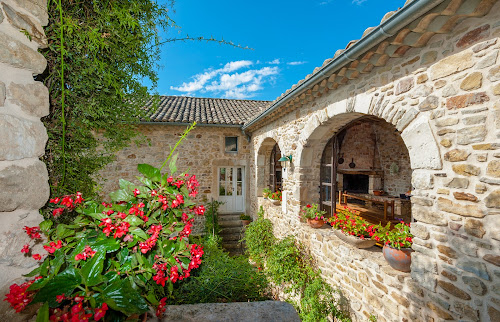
[{"left": 218, "top": 167, "right": 245, "bottom": 213}]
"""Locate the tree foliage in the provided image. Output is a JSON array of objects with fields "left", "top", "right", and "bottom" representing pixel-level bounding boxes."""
[{"left": 39, "top": 0, "right": 171, "bottom": 197}]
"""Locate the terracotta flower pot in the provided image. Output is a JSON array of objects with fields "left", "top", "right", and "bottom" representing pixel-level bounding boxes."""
[
  {"left": 307, "top": 218, "right": 325, "bottom": 228},
  {"left": 382, "top": 244, "right": 413, "bottom": 272},
  {"left": 242, "top": 220, "right": 251, "bottom": 226},
  {"left": 333, "top": 229, "right": 376, "bottom": 249}
]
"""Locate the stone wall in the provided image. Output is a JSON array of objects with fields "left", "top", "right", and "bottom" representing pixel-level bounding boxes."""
[
  {"left": 0, "top": 0, "right": 50, "bottom": 317},
  {"left": 249, "top": 3, "right": 500, "bottom": 321}
]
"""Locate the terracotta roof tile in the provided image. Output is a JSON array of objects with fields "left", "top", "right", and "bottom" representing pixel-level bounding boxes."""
[{"left": 143, "top": 96, "right": 270, "bottom": 125}]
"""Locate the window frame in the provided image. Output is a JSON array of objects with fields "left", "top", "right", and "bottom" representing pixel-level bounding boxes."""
[{"left": 224, "top": 136, "right": 238, "bottom": 153}]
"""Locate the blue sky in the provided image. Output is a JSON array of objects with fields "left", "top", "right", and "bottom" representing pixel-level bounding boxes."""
[{"left": 155, "top": 0, "right": 405, "bottom": 101}]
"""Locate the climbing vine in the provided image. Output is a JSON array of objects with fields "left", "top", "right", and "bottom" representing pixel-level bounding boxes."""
[{"left": 39, "top": 0, "right": 174, "bottom": 198}]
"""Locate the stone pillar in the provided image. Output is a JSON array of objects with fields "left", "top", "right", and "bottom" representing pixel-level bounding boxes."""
[{"left": 0, "top": 0, "right": 50, "bottom": 311}]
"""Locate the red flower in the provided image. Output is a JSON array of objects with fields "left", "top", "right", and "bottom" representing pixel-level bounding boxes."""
[
  {"left": 21, "top": 244, "right": 30, "bottom": 254},
  {"left": 49, "top": 197, "right": 61, "bottom": 204},
  {"left": 56, "top": 294, "right": 65, "bottom": 303},
  {"left": 193, "top": 205, "right": 205, "bottom": 215},
  {"left": 23, "top": 226, "right": 41, "bottom": 239},
  {"left": 133, "top": 188, "right": 140, "bottom": 197},
  {"left": 156, "top": 297, "right": 167, "bottom": 317},
  {"left": 306, "top": 204, "right": 311, "bottom": 208},
  {"left": 94, "top": 303, "right": 108, "bottom": 321},
  {"left": 44, "top": 240, "right": 63, "bottom": 254},
  {"left": 52, "top": 208, "right": 64, "bottom": 217},
  {"left": 32, "top": 254, "right": 42, "bottom": 261},
  {"left": 4, "top": 280, "right": 36, "bottom": 312},
  {"left": 75, "top": 246, "right": 96, "bottom": 261}
]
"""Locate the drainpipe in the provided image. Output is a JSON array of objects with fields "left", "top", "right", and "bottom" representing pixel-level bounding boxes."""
[{"left": 242, "top": 0, "right": 446, "bottom": 131}]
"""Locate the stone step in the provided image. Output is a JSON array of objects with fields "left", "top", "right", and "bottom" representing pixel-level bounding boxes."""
[
  {"left": 222, "top": 242, "right": 244, "bottom": 249},
  {"left": 218, "top": 220, "right": 243, "bottom": 228},
  {"left": 220, "top": 233, "right": 243, "bottom": 241},
  {"left": 220, "top": 227, "right": 242, "bottom": 234},
  {"left": 218, "top": 214, "right": 242, "bottom": 222}
]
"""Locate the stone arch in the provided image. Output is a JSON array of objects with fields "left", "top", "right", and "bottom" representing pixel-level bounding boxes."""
[
  {"left": 297, "top": 110, "right": 443, "bottom": 209},
  {"left": 255, "top": 137, "right": 283, "bottom": 196}
]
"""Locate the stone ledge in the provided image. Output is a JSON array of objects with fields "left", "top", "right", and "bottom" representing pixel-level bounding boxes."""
[{"left": 160, "top": 301, "right": 300, "bottom": 322}]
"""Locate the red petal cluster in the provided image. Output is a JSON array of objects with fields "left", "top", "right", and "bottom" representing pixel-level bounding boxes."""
[{"left": 75, "top": 246, "right": 96, "bottom": 261}]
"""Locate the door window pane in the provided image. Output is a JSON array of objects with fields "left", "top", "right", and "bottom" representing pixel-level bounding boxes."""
[
  {"left": 237, "top": 182, "right": 242, "bottom": 195},
  {"left": 228, "top": 168, "right": 233, "bottom": 182},
  {"left": 321, "top": 165, "right": 332, "bottom": 183},
  {"left": 219, "top": 184, "right": 225, "bottom": 196},
  {"left": 237, "top": 168, "right": 242, "bottom": 182},
  {"left": 220, "top": 168, "right": 226, "bottom": 181},
  {"left": 321, "top": 185, "right": 331, "bottom": 202}
]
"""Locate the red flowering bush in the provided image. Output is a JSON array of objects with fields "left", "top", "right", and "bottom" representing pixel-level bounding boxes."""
[
  {"left": 4, "top": 126, "right": 206, "bottom": 321},
  {"left": 327, "top": 206, "right": 378, "bottom": 240},
  {"left": 373, "top": 221, "right": 413, "bottom": 249},
  {"left": 269, "top": 191, "right": 282, "bottom": 201},
  {"left": 299, "top": 203, "right": 326, "bottom": 220}
]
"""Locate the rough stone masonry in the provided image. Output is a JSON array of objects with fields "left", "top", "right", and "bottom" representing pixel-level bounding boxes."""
[{"left": 0, "top": 0, "right": 50, "bottom": 317}]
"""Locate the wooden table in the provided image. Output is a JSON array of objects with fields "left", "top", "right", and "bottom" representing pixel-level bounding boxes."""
[{"left": 339, "top": 191, "right": 395, "bottom": 221}]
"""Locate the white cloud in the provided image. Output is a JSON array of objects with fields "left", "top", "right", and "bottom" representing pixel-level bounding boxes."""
[
  {"left": 319, "top": 0, "right": 333, "bottom": 5},
  {"left": 352, "top": 0, "right": 368, "bottom": 5},
  {"left": 267, "top": 58, "right": 281, "bottom": 65},
  {"left": 171, "top": 61, "right": 279, "bottom": 99},
  {"left": 287, "top": 61, "right": 307, "bottom": 66}
]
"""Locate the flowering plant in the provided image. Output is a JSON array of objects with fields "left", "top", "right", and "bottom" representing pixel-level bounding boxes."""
[
  {"left": 262, "top": 188, "right": 272, "bottom": 198},
  {"left": 373, "top": 221, "right": 413, "bottom": 250},
  {"left": 299, "top": 203, "right": 326, "bottom": 220},
  {"left": 327, "top": 206, "right": 378, "bottom": 240},
  {"left": 5, "top": 125, "right": 206, "bottom": 321},
  {"left": 269, "top": 191, "right": 282, "bottom": 201}
]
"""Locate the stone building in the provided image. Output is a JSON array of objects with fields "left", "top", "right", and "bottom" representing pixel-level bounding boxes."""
[
  {"left": 2, "top": 0, "right": 500, "bottom": 321},
  {"left": 102, "top": 0, "right": 500, "bottom": 320}
]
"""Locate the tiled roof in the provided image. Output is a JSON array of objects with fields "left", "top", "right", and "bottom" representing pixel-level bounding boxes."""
[
  {"left": 243, "top": 0, "right": 498, "bottom": 131},
  {"left": 142, "top": 96, "right": 270, "bottom": 125}
]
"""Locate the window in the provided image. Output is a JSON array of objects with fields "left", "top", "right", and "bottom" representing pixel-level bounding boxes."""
[
  {"left": 225, "top": 137, "right": 238, "bottom": 153},
  {"left": 270, "top": 144, "right": 282, "bottom": 192}
]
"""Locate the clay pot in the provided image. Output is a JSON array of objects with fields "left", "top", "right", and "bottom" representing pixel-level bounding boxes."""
[
  {"left": 242, "top": 220, "right": 251, "bottom": 226},
  {"left": 333, "top": 229, "right": 376, "bottom": 249},
  {"left": 271, "top": 199, "right": 281, "bottom": 206},
  {"left": 382, "top": 244, "right": 413, "bottom": 272},
  {"left": 307, "top": 218, "right": 325, "bottom": 228}
]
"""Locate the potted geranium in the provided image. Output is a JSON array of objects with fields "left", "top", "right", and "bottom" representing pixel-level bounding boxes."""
[
  {"left": 328, "top": 206, "right": 378, "bottom": 249},
  {"left": 262, "top": 188, "right": 272, "bottom": 199},
  {"left": 269, "top": 191, "right": 282, "bottom": 206},
  {"left": 4, "top": 126, "right": 206, "bottom": 320},
  {"left": 374, "top": 221, "right": 413, "bottom": 272},
  {"left": 299, "top": 204, "right": 326, "bottom": 228},
  {"left": 240, "top": 214, "right": 252, "bottom": 226}
]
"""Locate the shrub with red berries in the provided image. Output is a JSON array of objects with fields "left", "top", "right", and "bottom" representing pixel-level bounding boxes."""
[{"left": 4, "top": 126, "right": 206, "bottom": 320}]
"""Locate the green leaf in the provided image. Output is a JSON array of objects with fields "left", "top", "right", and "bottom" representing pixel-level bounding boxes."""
[
  {"left": 100, "top": 279, "right": 149, "bottom": 315},
  {"left": 56, "top": 224, "right": 74, "bottom": 239},
  {"left": 86, "top": 212, "right": 107, "bottom": 220},
  {"left": 109, "top": 189, "right": 132, "bottom": 202},
  {"left": 24, "top": 265, "right": 42, "bottom": 278},
  {"left": 36, "top": 302, "right": 49, "bottom": 322},
  {"left": 124, "top": 215, "right": 144, "bottom": 226},
  {"left": 138, "top": 176, "right": 153, "bottom": 188},
  {"left": 81, "top": 251, "right": 105, "bottom": 286},
  {"left": 27, "top": 276, "right": 50, "bottom": 292},
  {"left": 118, "top": 179, "right": 135, "bottom": 190},
  {"left": 51, "top": 249, "right": 65, "bottom": 275},
  {"left": 39, "top": 220, "right": 53, "bottom": 232},
  {"left": 129, "top": 227, "right": 148, "bottom": 240},
  {"left": 168, "top": 153, "right": 178, "bottom": 175},
  {"left": 32, "top": 267, "right": 82, "bottom": 307},
  {"left": 145, "top": 292, "right": 158, "bottom": 305},
  {"left": 137, "top": 163, "right": 161, "bottom": 182},
  {"left": 92, "top": 237, "right": 121, "bottom": 253}
]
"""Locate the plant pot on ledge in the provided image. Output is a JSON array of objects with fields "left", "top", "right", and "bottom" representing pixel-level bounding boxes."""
[
  {"left": 382, "top": 244, "right": 413, "bottom": 272},
  {"left": 270, "top": 199, "right": 281, "bottom": 206},
  {"left": 307, "top": 218, "right": 325, "bottom": 229},
  {"left": 333, "top": 229, "right": 376, "bottom": 249}
]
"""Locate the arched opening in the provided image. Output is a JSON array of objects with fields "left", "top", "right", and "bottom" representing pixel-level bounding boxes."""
[
  {"left": 256, "top": 138, "right": 282, "bottom": 197},
  {"left": 319, "top": 116, "right": 412, "bottom": 224}
]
